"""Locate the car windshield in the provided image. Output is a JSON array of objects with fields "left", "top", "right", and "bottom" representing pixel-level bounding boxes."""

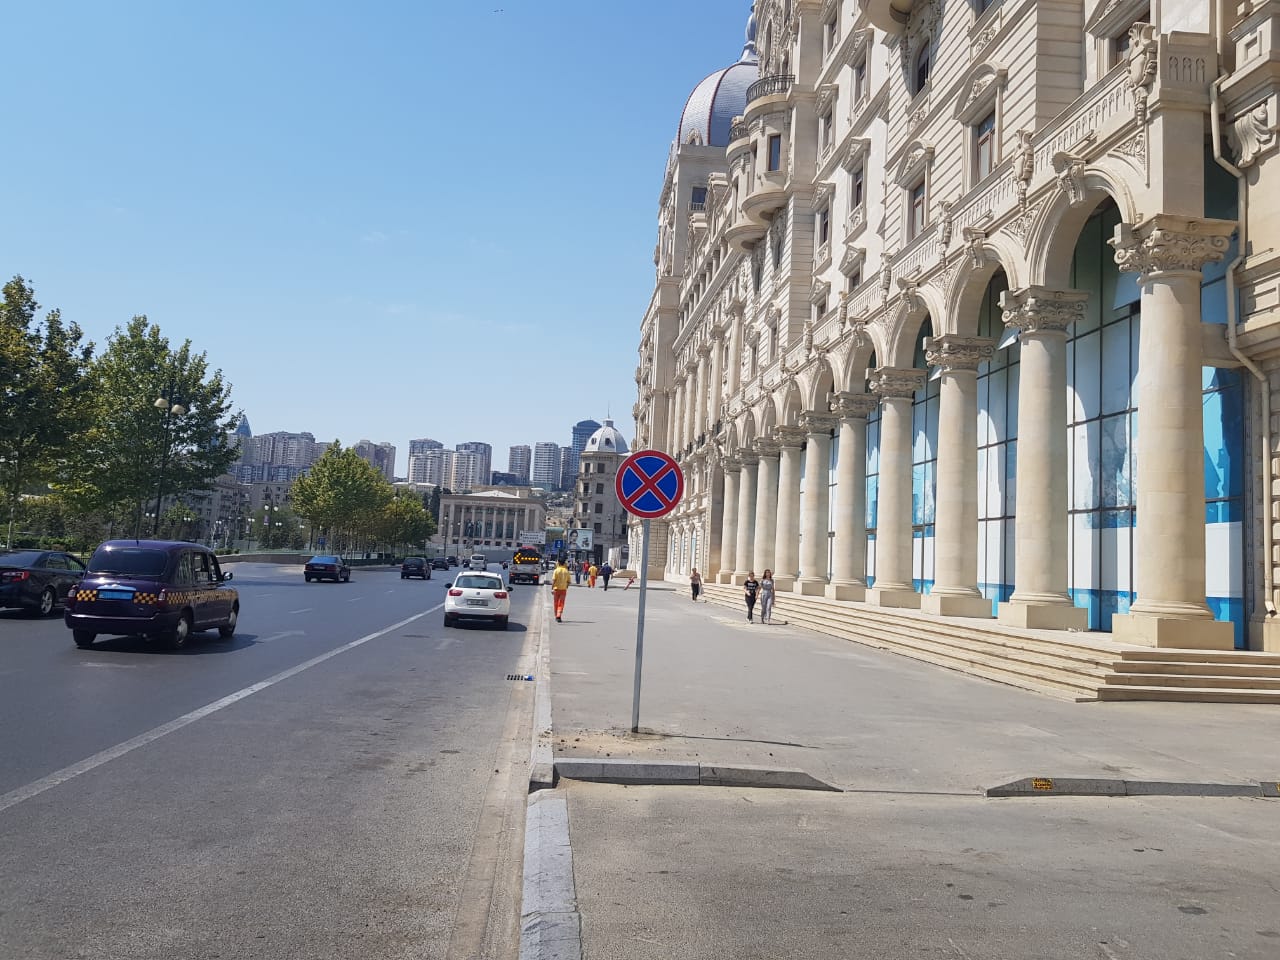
[
  {"left": 404, "top": 557, "right": 423, "bottom": 564},
  {"left": 456, "top": 575, "right": 501, "bottom": 590},
  {"left": 309, "top": 556, "right": 338, "bottom": 564},
  {"left": 0, "top": 551, "right": 45, "bottom": 567},
  {"left": 87, "top": 548, "right": 169, "bottom": 577}
]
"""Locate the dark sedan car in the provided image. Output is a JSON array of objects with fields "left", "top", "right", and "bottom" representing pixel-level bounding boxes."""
[
  {"left": 304, "top": 555, "right": 350, "bottom": 583},
  {"left": 64, "top": 540, "right": 237, "bottom": 649},
  {"left": 400, "top": 557, "right": 431, "bottom": 580},
  {"left": 0, "top": 550, "right": 87, "bottom": 617},
  {"left": 430, "top": 557, "right": 449, "bottom": 571}
]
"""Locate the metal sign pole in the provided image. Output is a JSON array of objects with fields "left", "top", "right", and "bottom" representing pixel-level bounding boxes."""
[{"left": 631, "top": 517, "right": 651, "bottom": 733}]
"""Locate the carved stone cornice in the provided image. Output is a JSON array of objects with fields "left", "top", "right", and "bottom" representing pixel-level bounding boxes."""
[
  {"left": 800, "top": 412, "right": 838, "bottom": 436},
  {"left": 832, "top": 391, "right": 879, "bottom": 420},
  {"left": 721, "top": 457, "right": 743, "bottom": 475},
  {"left": 999, "top": 286, "right": 1090, "bottom": 335},
  {"left": 1110, "top": 215, "right": 1237, "bottom": 280},
  {"left": 773, "top": 425, "right": 808, "bottom": 448},
  {"left": 924, "top": 335, "right": 995, "bottom": 373},
  {"left": 867, "top": 366, "right": 925, "bottom": 400}
]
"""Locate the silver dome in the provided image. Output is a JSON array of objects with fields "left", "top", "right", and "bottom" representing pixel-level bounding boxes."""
[{"left": 583, "top": 419, "right": 629, "bottom": 455}]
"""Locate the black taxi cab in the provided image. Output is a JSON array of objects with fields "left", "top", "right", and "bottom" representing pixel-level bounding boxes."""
[{"left": 64, "top": 540, "right": 238, "bottom": 649}]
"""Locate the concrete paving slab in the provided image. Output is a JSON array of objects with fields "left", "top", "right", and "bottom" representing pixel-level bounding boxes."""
[
  {"left": 554, "top": 758, "right": 700, "bottom": 785},
  {"left": 565, "top": 781, "right": 1280, "bottom": 960}
]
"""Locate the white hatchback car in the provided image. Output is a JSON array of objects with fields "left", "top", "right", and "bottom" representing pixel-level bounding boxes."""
[{"left": 444, "top": 571, "right": 511, "bottom": 629}]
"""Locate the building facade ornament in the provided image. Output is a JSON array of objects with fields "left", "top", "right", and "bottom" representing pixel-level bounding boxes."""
[
  {"left": 1014, "top": 127, "right": 1035, "bottom": 208},
  {"left": 938, "top": 199, "right": 954, "bottom": 246},
  {"left": 753, "top": 437, "right": 781, "bottom": 459},
  {"left": 1232, "top": 100, "right": 1276, "bottom": 167},
  {"left": 1052, "top": 150, "right": 1090, "bottom": 207},
  {"left": 1126, "top": 22, "right": 1159, "bottom": 124},
  {"left": 1000, "top": 286, "right": 1090, "bottom": 335},
  {"left": 867, "top": 366, "right": 926, "bottom": 399},
  {"left": 923, "top": 335, "right": 995, "bottom": 373},
  {"left": 962, "top": 226, "right": 987, "bottom": 269},
  {"left": 773, "top": 424, "right": 808, "bottom": 448},
  {"left": 1110, "top": 215, "right": 1236, "bottom": 279},
  {"left": 800, "top": 411, "right": 839, "bottom": 436},
  {"left": 832, "top": 391, "right": 879, "bottom": 420}
]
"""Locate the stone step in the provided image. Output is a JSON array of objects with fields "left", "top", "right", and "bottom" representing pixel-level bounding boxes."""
[
  {"left": 1097, "top": 685, "right": 1280, "bottom": 703},
  {"left": 1103, "top": 672, "right": 1280, "bottom": 689},
  {"left": 1118, "top": 649, "right": 1280, "bottom": 666},
  {"left": 1112, "top": 661, "right": 1280, "bottom": 678}
]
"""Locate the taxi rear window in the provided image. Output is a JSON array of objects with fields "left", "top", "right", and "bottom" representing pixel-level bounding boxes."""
[
  {"left": 87, "top": 548, "right": 169, "bottom": 577},
  {"left": 456, "top": 575, "right": 501, "bottom": 589}
]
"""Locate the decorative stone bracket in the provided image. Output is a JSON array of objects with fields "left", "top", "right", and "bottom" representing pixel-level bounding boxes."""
[{"left": 1110, "top": 215, "right": 1236, "bottom": 280}]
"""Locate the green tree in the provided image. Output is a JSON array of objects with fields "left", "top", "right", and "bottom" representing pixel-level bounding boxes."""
[
  {"left": 376, "top": 492, "right": 435, "bottom": 553},
  {"left": 290, "top": 444, "right": 392, "bottom": 550},
  {"left": 0, "top": 277, "right": 94, "bottom": 547},
  {"left": 62, "top": 317, "right": 239, "bottom": 533}
]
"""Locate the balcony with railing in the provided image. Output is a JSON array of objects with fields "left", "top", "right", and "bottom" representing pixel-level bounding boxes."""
[{"left": 746, "top": 74, "right": 795, "bottom": 104}]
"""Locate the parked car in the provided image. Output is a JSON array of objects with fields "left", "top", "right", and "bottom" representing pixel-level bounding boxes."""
[
  {"left": 446, "top": 556, "right": 459, "bottom": 567},
  {"left": 400, "top": 557, "right": 431, "bottom": 580},
  {"left": 0, "top": 550, "right": 87, "bottom": 617},
  {"left": 63, "top": 540, "right": 237, "bottom": 649},
  {"left": 305, "top": 556, "right": 350, "bottom": 583},
  {"left": 468, "top": 553, "right": 487, "bottom": 571},
  {"left": 443, "top": 571, "right": 510, "bottom": 629},
  {"left": 430, "top": 557, "right": 450, "bottom": 570}
]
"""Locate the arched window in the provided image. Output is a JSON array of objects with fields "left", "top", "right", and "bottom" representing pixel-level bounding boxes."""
[{"left": 914, "top": 43, "right": 931, "bottom": 94}]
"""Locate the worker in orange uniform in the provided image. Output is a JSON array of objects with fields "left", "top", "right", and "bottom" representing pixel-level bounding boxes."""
[{"left": 551, "top": 558, "right": 572, "bottom": 623}]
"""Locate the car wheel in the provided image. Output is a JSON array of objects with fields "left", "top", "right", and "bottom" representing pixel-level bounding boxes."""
[
  {"left": 34, "top": 587, "right": 56, "bottom": 617},
  {"left": 218, "top": 606, "right": 238, "bottom": 639},
  {"left": 343, "top": 572, "right": 350, "bottom": 582},
  {"left": 165, "top": 613, "right": 193, "bottom": 650},
  {"left": 305, "top": 575, "right": 312, "bottom": 583},
  {"left": 497, "top": 616, "right": 509, "bottom": 630},
  {"left": 72, "top": 630, "right": 96, "bottom": 648},
  {"left": 400, "top": 574, "right": 406, "bottom": 579}
]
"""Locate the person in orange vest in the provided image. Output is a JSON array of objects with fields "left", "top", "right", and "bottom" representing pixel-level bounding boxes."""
[
  {"left": 551, "top": 559, "right": 572, "bottom": 622},
  {"left": 588, "top": 563, "right": 599, "bottom": 588}
]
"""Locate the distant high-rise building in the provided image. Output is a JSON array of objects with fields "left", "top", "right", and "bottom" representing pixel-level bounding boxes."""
[
  {"left": 354, "top": 439, "right": 397, "bottom": 481},
  {"left": 532, "top": 442, "right": 561, "bottom": 489},
  {"left": 450, "top": 451, "right": 480, "bottom": 491},
  {"left": 559, "top": 447, "right": 576, "bottom": 491},
  {"left": 238, "top": 431, "right": 328, "bottom": 480},
  {"left": 562, "top": 419, "right": 601, "bottom": 488},
  {"left": 455, "top": 442, "right": 492, "bottom": 490},
  {"left": 407, "top": 438, "right": 444, "bottom": 483},
  {"left": 508, "top": 445, "right": 532, "bottom": 484}
]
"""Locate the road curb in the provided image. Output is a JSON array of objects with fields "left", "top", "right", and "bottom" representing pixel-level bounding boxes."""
[
  {"left": 529, "top": 588, "right": 555, "bottom": 792},
  {"left": 519, "top": 791, "right": 582, "bottom": 960},
  {"left": 986, "top": 776, "right": 1280, "bottom": 799},
  {"left": 554, "top": 757, "right": 842, "bottom": 792}
]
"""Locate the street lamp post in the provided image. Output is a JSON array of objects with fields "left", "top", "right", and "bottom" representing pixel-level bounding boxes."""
[{"left": 150, "top": 386, "right": 187, "bottom": 538}]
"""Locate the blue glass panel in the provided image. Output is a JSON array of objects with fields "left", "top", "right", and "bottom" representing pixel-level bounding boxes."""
[
  {"left": 1004, "top": 440, "right": 1017, "bottom": 517},
  {"left": 1072, "top": 331, "right": 1101, "bottom": 421},
  {"left": 1202, "top": 278, "right": 1228, "bottom": 325},
  {"left": 1099, "top": 414, "right": 1133, "bottom": 507},
  {"left": 1007, "top": 362, "right": 1019, "bottom": 439},
  {"left": 1101, "top": 320, "right": 1131, "bottom": 415},
  {"left": 866, "top": 475, "right": 879, "bottom": 528},
  {"left": 987, "top": 367, "right": 1007, "bottom": 442},
  {"left": 1112, "top": 270, "right": 1141, "bottom": 309},
  {"left": 1206, "top": 596, "right": 1246, "bottom": 649},
  {"left": 1070, "top": 422, "right": 1100, "bottom": 510},
  {"left": 977, "top": 445, "right": 990, "bottom": 520}
]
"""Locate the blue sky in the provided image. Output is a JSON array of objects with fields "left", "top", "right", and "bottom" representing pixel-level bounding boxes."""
[{"left": 4, "top": 0, "right": 755, "bottom": 475}]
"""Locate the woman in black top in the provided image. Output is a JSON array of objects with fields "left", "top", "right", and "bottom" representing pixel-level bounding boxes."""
[{"left": 743, "top": 572, "right": 760, "bottom": 622}]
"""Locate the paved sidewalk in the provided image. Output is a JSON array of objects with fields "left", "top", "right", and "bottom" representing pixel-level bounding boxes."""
[{"left": 548, "top": 582, "right": 1280, "bottom": 792}]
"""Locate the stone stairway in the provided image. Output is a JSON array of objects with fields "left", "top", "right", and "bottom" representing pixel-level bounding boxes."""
[{"left": 699, "top": 583, "right": 1280, "bottom": 703}]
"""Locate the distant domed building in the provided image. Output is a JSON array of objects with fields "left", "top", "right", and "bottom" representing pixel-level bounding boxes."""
[{"left": 572, "top": 420, "right": 631, "bottom": 567}]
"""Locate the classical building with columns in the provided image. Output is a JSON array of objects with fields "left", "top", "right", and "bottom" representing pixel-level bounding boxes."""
[
  {"left": 438, "top": 488, "right": 547, "bottom": 559},
  {"left": 633, "top": 0, "right": 1280, "bottom": 653}
]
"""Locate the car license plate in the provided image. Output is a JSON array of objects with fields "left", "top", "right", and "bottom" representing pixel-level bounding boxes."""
[
  {"left": 466, "top": 598, "right": 487, "bottom": 606},
  {"left": 99, "top": 589, "right": 135, "bottom": 601}
]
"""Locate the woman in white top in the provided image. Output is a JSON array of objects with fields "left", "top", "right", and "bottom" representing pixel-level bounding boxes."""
[{"left": 759, "top": 569, "right": 776, "bottom": 624}]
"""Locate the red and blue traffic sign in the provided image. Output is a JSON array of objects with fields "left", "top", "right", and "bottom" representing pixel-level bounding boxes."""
[{"left": 616, "top": 449, "right": 684, "bottom": 519}]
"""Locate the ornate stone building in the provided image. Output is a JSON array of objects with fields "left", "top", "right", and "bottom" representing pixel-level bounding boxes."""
[
  {"left": 571, "top": 420, "right": 631, "bottom": 566},
  {"left": 633, "top": 0, "right": 1280, "bottom": 652}
]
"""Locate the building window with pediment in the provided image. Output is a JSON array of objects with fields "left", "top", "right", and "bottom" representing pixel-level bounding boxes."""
[
  {"left": 818, "top": 206, "right": 831, "bottom": 247},
  {"left": 909, "top": 180, "right": 927, "bottom": 239},
  {"left": 848, "top": 268, "right": 861, "bottom": 292},
  {"left": 853, "top": 57, "right": 868, "bottom": 104},
  {"left": 824, "top": 13, "right": 838, "bottom": 55},
  {"left": 974, "top": 111, "right": 996, "bottom": 182},
  {"left": 821, "top": 108, "right": 834, "bottom": 151},
  {"left": 851, "top": 165, "right": 865, "bottom": 218},
  {"left": 973, "top": 0, "right": 997, "bottom": 14},
  {"left": 815, "top": 296, "right": 828, "bottom": 321},
  {"left": 767, "top": 134, "right": 782, "bottom": 171},
  {"left": 1111, "top": 6, "right": 1149, "bottom": 66}
]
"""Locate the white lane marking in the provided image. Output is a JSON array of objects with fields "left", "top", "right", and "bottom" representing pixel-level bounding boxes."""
[
  {"left": 0, "top": 603, "right": 445, "bottom": 816},
  {"left": 385, "top": 589, "right": 395, "bottom": 594},
  {"left": 257, "top": 630, "right": 305, "bottom": 644},
  {"left": 79, "top": 662, "right": 138, "bottom": 669},
  {"left": 347, "top": 596, "right": 365, "bottom": 603},
  {"left": 288, "top": 608, "right": 313, "bottom": 615}
]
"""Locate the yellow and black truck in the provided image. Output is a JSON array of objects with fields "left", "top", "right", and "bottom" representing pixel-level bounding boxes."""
[{"left": 509, "top": 548, "right": 543, "bottom": 585}]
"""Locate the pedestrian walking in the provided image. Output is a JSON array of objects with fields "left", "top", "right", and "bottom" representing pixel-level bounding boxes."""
[
  {"left": 690, "top": 568, "right": 703, "bottom": 602},
  {"left": 760, "top": 569, "right": 775, "bottom": 624},
  {"left": 600, "top": 562, "right": 613, "bottom": 590},
  {"left": 588, "top": 563, "right": 598, "bottom": 588},
  {"left": 551, "top": 558, "right": 572, "bottom": 622},
  {"left": 743, "top": 571, "right": 759, "bottom": 622},
  {"left": 574, "top": 561, "right": 583, "bottom": 585}
]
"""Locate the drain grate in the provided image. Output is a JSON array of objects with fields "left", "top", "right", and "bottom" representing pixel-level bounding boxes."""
[{"left": 505, "top": 674, "right": 534, "bottom": 681}]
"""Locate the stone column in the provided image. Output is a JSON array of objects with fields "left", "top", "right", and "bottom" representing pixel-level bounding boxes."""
[
  {"left": 751, "top": 439, "right": 781, "bottom": 577},
  {"left": 669, "top": 383, "right": 684, "bottom": 452},
  {"left": 708, "top": 333, "right": 725, "bottom": 433},
  {"left": 828, "top": 393, "right": 878, "bottom": 600},
  {"left": 1110, "top": 215, "right": 1237, "bottom": 649},
  {"left": 773, "top": 426, "right": 806, "bottom": 591},
  {"left": 694, "top": 347, "right": 710, "bottom": 438},
  {"left": 685, "top": 361, "right": 699, "bottom": 448},
  {"left": 997, "top": 287, "right": 1089, "bottom": 630},
  {"left": 733, "top": 452, "right": 759, "bottom": 583},
  {"left": 718, "top": 459, "right": 741, "bottom": 583},
  {"left": 797, "top": 413, "right": 838, "bottom": 595},
  {"left": 921, "top": 335, "right": 996, "bottom": 618},
  {"left": 727, "top": 309, "right": 744, "bottom": 396},
  {"left": 864, "top": 367, "right": 924, "bottom": 609}
]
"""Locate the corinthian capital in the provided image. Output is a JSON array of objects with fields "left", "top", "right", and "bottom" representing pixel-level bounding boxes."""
[
  {"left": 832, "top": 391, "right": 879, "bottom": 420},
  {"left": 924, "top": 335, "right": 995, "bottom": 373},
  {"left": 800, "top": 411, "right": 838, "bottom": 436},
  {"left": 722, "top": 457, "right": 743, "bottom": 475},
  {"left": 753, "top": 438, "right": 781, "bottom": 459},
  {"left": 1110, "top": 215, "right": 1236, "bottom": 279},
  {"left": 773, "top": 425, "right": 808, "bottom": 448},
  {"left": 999, "top": 286, "right": 1089, "bottom": 335},
  {"left": 867, "top": 366, "right": 925, "bottom": 399}
]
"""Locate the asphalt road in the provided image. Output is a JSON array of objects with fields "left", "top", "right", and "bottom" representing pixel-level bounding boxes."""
[{"left": 0, "top": 561, "right": 539, "bottom": 960}]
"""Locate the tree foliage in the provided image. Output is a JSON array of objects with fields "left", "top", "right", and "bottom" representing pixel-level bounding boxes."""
[
  {"left": 61, "top": 317, "right": 240, "bottom": 525},
  {"left": 290, "top": 443, "right": 392, "bottom": 546},
  {"left": 0, "top": 276, "right": 94, "bottom": 546},
  {"left": 376, "top": 491, "right": 435, "bottom": 551}
]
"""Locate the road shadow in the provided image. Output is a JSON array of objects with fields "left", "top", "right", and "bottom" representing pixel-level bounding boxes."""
[
  {"left": 448, "top": 621, "right": 529, "bottom": 633},
  {"left": 76, "top": 631, "right": 264, "bottom": 655}
]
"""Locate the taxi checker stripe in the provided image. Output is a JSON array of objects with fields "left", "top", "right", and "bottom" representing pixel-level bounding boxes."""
[{"left": 622, "top": 460, "right": 677, "bottom": 511}]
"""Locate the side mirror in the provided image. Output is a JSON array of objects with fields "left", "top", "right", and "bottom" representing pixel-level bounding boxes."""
[{"left": 222, "top": 571, "right": 234, "bottom": 582}]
